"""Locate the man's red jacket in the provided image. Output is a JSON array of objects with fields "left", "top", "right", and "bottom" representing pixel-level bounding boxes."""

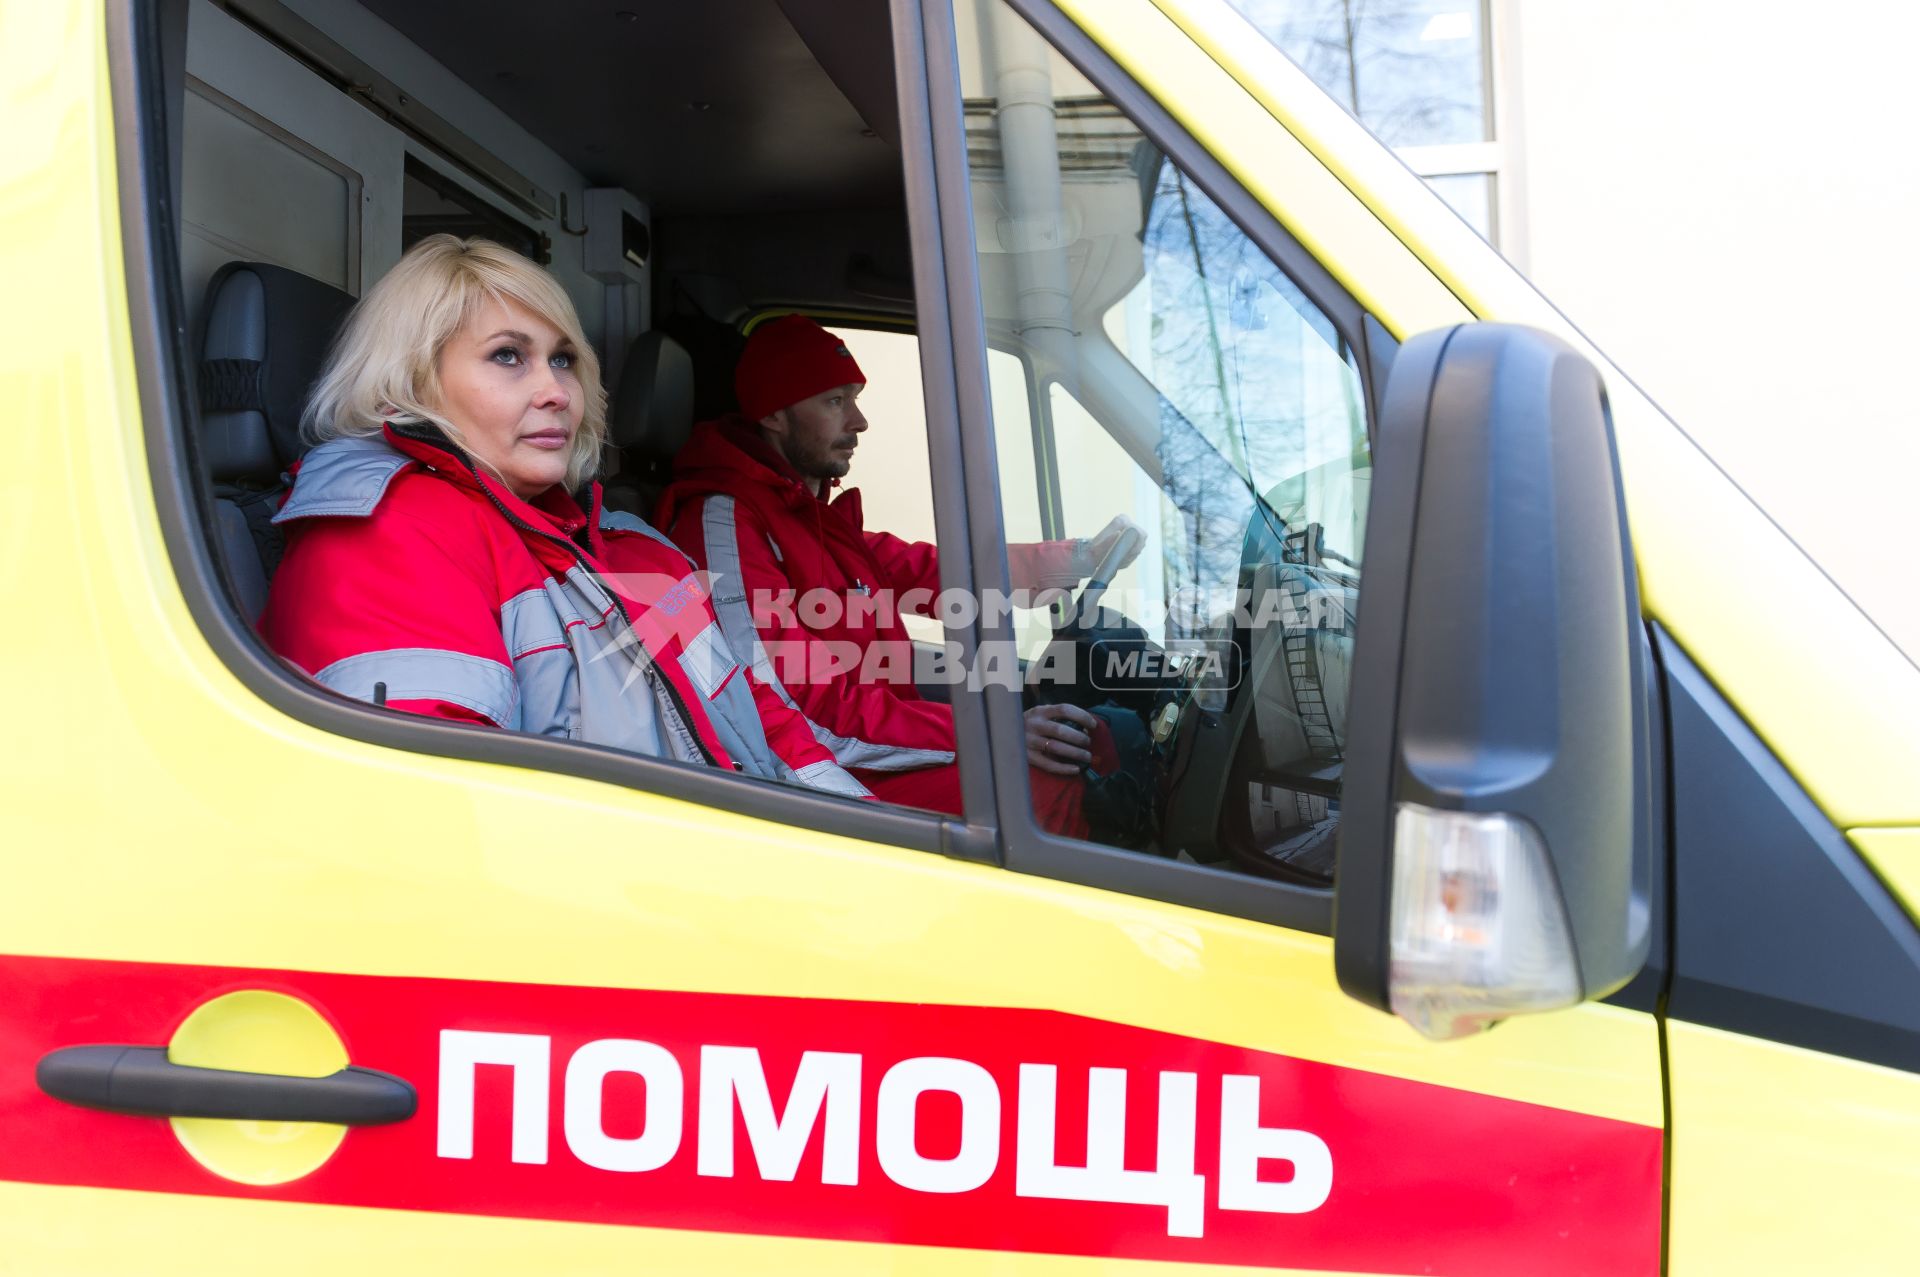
[{"left": 657, "top": 417, "right": 1083, "bottom": 775}]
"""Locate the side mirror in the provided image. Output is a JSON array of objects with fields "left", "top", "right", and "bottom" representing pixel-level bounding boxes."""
[{"left": 1335, "top": 324, "right": 1652, "bottom": 1040}]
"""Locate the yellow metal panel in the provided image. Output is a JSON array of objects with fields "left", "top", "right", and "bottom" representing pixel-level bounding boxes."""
[
  {"left": 0, "top": 0, "right": 1657, "bottom": 1134},
  {"left": 167, "top": 991, "right": 350, "bottom": 1185},
  {"left": 1665, "top": 1021, "right": 1920, "bottom": 1274},
  {"left": 0, "top": 1180, "right": 1396, "bottom": 1277},
  {"left": 1851, "top": 828, "right": 1920, "bottom": 919},
  {"left": 1115, "top": 0, "right": 1920, "bottom": 830}
]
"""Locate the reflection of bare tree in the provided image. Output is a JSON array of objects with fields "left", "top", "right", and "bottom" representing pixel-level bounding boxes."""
[
  {"left": 964, "top": 44, "right": 1370, "bottom": 640},
  {"left": 1135, "top": 153, "right": 1364, "bottom": 635},
  {"left": 1229, "top": 0, "right": 1487, "bottom": 148}
]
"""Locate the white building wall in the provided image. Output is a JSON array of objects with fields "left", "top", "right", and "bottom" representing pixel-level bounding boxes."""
[{"left": 1501, "top": 0, "right": 1920, "bottom": 660}]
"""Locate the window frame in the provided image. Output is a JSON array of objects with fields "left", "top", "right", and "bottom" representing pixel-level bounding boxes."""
[
  {"left": 110, "top": 0, "right": 988, "bottom": 866},
  {"left": 913, "top": 0, "right": 1396, "bottom": 933},
  {"left": 1381, "top": 0, "right": 1504, "bottom": 245},
  {"left": 1214, "top": 0, "right": 1508, "bottom": 246},
  {"left": 743, "top": 309, "right": 918, "bottom": 337},
  {"left": 1235, "top": 0, "right": 1506, "bottom": 245},
  {"left": 400, "top": 151, "right": 544, "bottom": 265}
]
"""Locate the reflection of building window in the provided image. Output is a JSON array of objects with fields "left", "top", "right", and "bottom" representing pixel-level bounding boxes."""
[{"left": 1223, "top": 0, "right": 1501, "bottom": 244}]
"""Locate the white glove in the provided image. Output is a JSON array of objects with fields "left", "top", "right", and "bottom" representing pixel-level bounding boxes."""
[{"left": 1074, "top": 514, "right": 1146, "bottom": 577}]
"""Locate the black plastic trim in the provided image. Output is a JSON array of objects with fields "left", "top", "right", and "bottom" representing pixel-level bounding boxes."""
[
  {"left": 893, "top": 0, "right": 1003, "bottom": 853},
  {"left": 1660, "top": 630, "right": 1920, "bottom": 1073},
  {"left": 1601, "top": 622, "right": 1671, "bottom": 1014},
  {"left": 920, "top": 0, "right": 1396, "bottom": 934},
  {"left": 38, "top": 1045, "right": 416, "bottom": 1125},
  {"left": 106, "top": 0, "right": 980, "bottom": 864},
  {"left": 1338, "top": 325, "right": 1654, "bottom": 1009},
  {"left": 1331, "top": 327, "right": 1449, "bottom": 1004},
  {"left": 1360, "top": 314, "right": 1398, "bottom": 446}
]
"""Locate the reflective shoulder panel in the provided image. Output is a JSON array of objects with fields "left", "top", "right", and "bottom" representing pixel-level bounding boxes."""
[{"left": 273, "top": 436, "right": 413, "bottom": 524}]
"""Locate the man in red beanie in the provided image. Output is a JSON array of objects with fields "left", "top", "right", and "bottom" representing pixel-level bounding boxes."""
[{"left": 657, "top": 315, "right": 1138, "bottom": 827}]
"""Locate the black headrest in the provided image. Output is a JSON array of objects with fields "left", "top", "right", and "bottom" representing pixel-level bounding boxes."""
[
  {"left": 198, "top": 261, "right": 356, "bottom": 486},
  {"left": 609, "top": 330, "right": 695, "bottom": 462}
]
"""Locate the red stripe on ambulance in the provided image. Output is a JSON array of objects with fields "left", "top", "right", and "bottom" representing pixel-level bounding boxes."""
[{"left": 0, "top": 955, "right": 1662, "bottom": 1274}]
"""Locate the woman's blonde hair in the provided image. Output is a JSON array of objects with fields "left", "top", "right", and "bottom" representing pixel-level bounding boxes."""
[{"left": 303, "top": 234, "right": 608, "bottom": 489}]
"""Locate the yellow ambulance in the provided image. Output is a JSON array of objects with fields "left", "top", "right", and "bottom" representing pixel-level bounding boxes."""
[{"left": 4, "top": 0, "right": 1917, "bottom": 1272}]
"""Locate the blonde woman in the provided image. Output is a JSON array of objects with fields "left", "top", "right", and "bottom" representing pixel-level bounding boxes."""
[{"left": 259, "top": 235, "right": 868, "bottom": 796}]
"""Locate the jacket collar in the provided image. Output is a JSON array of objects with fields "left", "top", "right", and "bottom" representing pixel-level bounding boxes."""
[
  {"left": 277, "top": 424, "right": 599, "bottom": 550},
  {"left": 663, "top": 414, "right": 857, "bottom": 526},
  {"left": 679, "top": 416, "right": 815, "bottom": 493}
]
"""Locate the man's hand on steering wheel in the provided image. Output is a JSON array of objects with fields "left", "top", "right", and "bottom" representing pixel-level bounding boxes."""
[
  {"left": 1034, "top": 515, "right": 1147, "bottom": 611},
  {"left": 1026, "top": 702, "right": 1098, "bottom": 775},
  {"left": 1079, "top": 514, "right": 1146, "bottom": 577}
]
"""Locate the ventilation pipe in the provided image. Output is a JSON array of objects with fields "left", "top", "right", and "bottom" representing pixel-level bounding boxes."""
[{"left": 978, "top": 6, "right": 1079, "bottom": 398}]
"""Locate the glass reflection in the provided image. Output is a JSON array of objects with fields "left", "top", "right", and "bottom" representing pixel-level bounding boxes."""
[{"left": 1224, "top": 0, "right": 1491, "bottom": 148}]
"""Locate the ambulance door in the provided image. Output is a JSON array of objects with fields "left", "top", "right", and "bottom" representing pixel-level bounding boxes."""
[{"left": 893, "top": 0, "right": 1670, "bottom": 1270}]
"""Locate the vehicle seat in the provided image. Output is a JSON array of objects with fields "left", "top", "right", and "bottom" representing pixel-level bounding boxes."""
[
  {"left": 602, "top": 330, "right": 695, "bottom": 518},
  {"left": 197, "top": 261, "right": 355, "bottom": 619}
]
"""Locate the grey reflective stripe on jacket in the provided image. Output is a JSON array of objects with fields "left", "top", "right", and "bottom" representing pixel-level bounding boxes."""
[
  {"left": 277, "top": 437, "right": 869, "bottom": 795},
  {"left": 493, "top": 564, "right": 665, "bottom": 756},
  {"left": 602, "top": 509, "right": 869, "bottom": 795},
  {"left": 792, "top": 759, "right": 874, "bottom": 798},
  {"left": 700, "top": 494, "right": 956, "bottom": 772},
  {"left": 314, "top": 647, "right": 520, "bottom": 726}
]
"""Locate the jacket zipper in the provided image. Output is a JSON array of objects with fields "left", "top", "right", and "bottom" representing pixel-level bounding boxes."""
[{"left": 397, "top": 427, "right": 724, "bottom": 769}]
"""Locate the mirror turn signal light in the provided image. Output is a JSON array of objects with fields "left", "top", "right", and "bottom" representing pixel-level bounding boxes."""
[{"left": 1387, "top": 803, "right": 1582, "bottom": 1041}]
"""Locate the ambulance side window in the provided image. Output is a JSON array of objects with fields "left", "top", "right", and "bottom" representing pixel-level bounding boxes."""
[
  {"left": 142, "top": 0, "right": 970, "bottom": 859},
  {"left": 953, "top": 0, "right": 1372, "bottom": 901},
  {"left": 823, "top": 325, "right": 943, "bottom": 645}
]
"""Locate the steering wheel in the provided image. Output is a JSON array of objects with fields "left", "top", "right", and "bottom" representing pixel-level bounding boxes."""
[{"left": 1054, "top": 522, "right": 1148, "bottom": 634}]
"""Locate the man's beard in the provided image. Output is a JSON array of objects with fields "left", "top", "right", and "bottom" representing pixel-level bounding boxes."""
[{"left": 784, "top": 434, "right": 856, "bottom": 481}]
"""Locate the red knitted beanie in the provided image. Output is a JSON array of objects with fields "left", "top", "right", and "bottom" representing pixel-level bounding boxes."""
[{"left": 735, "top": 315, "right": 867, "bottom": 421}]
